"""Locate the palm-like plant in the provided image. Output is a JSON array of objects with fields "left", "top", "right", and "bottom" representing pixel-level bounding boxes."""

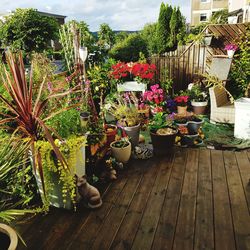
[{"left": 0, "top": 52, "right": 81, "bottom": 194}]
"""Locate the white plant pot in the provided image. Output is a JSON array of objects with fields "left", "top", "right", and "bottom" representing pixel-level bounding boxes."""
[
  {"left": 191, "top": 101, "right": 208, "bottom": 107},
  {"left": 0, "top": 223, "right": 18, "bottom": 250},
  {"left": 32, "top": 144, "right": 86, "bottom": 209},
  {"left": 117, "top": 81, "right": 146, "bottom": 93},
  {"left": 191, "top": 100, "right": 208, "bottom": 115},
  {"left": 122, "top": 123, "right": 140, "bottom": 148},
  {"left": 227, "top": 50, "right": 235, "bottom": 58},
  {"left": 110, "top": 141, "right": 131, "bottom": 163}
]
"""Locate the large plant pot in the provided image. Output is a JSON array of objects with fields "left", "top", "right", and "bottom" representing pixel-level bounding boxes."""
[
  {"left": 187, "top": 119, "right": 203, "bottom": 135},
  {"left": 32, "top": 144, "right": 86, "bottom": 210},
  {"left": 150, "top": 128, "right": 178, "bottom": 155},
  {"left": 191, "top": 101, "right": 208, "bottom": 115},
  {"left": 0, "top": 223, "right": 18, "bottom": 250},
  {"left": 105, "top": 124, "right": 117, "bottom": 146},
  {"left": 110, "top": 141, "right": 131, "bottom": 163},
  {"left": 122, "top": 123, "right": 140, "bottom": 148}
]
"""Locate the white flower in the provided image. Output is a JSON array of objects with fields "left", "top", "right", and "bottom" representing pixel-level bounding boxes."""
[{"left": 188, "top": 83, "right": 194, "bottom": 90}]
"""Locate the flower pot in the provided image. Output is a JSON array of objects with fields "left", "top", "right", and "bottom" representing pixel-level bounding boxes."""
[
  {"left": 202, "top": 34, "right": 213, "bottom": 46},
  {"left": 177, "top": 106, "right": 187, "bottom": 115},
  {"left": 117, "top": 81, "right": 147, "bottom": 92},
  {"left": 227, "top": 50, "right": 235, "bottom": 58},
  {"left": 105, "top": 124, "right": 117, "bottom": 146},
  {"left": 191, "top": 100, "right": 208, "bottom": 115},
  {"left": 80, "top": 112, "right": 90, "bottom": 128},
  {"left": 150, "top": 127, "right": 178, "bottom": 155},
  {"left": 122, "top": 123, "right": 140, "bottom": 148},
  {"left": 187, "top": 118, "right": 203, "bottom": 135},
  {"left": 110, "top": 141, "right": 131, "bottom": 163},
  {"left": 0, "top": 224, "right": 18, "bottom": 250},
  {"left": 182, "top": 134, "right": 199, "bottom": 146}
]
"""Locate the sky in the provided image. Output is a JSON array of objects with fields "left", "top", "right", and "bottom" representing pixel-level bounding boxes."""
[{"left": 0, "top": 0, "right": 191, "bottom": 31}]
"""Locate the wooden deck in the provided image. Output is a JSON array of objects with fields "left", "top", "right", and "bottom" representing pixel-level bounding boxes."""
[{"left": 16, "top": 147, "right": 250, "bottom": 250}]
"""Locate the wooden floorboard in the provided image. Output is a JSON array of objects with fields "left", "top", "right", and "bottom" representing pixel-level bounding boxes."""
[
  {"left": 173, "top": 148, "right": 199, "bottom": 250},
  {"left": 16, "top": 148, "right": 250, "bottom": 250},
  {"left": 151, "top": 148, "right": 187, "bottom": 250},
  {"left": 211, "top": 150, "right": 236, "bottom": 250},
  {"left": 194, "top": 148, "right": 214, "bottom": 250},
  {"left": 223, "top": 151, "right": 250, "bottom": 250}
]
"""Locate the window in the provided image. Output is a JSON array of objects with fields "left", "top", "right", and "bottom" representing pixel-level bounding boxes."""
[
  {"left": 201, "top": 0, "right": 210, "bottom": 2},
  {"left": 200, "top": 13, "right": 208, "bottom": 21}
]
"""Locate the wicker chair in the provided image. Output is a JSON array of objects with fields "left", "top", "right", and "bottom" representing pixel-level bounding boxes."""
[{"left": 209, "top": 86, "right": 235, "bottom": 124}]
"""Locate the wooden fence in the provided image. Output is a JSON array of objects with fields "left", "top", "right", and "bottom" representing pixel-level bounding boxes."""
[{"left": 149, "top": 43, "right": 210, "bottom": 93}]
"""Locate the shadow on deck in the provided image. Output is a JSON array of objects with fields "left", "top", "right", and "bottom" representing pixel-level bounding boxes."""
[{"left": 16, "top": 147, "right": 250, "bottom": 250}]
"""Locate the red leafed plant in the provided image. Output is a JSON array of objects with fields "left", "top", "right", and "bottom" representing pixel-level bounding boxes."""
[
  {"left": 0, "top": 52, "right": 81, "bottom": 194},
  {"left": 109, "top": 61, "right": 156, "bottom": 84},
  {"left": 174, "top": 95, "right": 189, "bottom": 107}
]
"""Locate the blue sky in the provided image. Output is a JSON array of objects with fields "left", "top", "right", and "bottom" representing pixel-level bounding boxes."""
[{"left": 0, "top": 0, "right": 191, "bottom": 31}]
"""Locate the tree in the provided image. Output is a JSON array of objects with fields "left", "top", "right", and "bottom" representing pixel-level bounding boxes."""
[
  {"left": 157, "top": 3, "right": 173, "bottom": 54},
  {"left": 210, "top": 9, "right": 229, "bottom": 24},
  {"left": 115, "top": 31, "right": 129, "bottom": 43},
  {"left": 140, "top": 23, "right": 158, "bottom": 56},
  {"left": 98, "top": 23, "right": 115, "bottom": 49},
  {"left": 109, "top": 33, "right": 148, "bottom": 62},
  {"left": 0, "top": 8, "right": 59, "bottom": 53}
]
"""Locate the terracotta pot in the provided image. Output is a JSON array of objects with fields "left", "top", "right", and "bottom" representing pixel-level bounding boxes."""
[
  {"left": 0, "top": 223, "right": 18, "bottom": 250},
  {"left": 150, "top": 127, "right": 178, "bottom": 155},
  {"left": 110, "top": 141, "right": 131, "bottom": 163},
  {"left": 191, "top": 101, "right": 208, "bottom": 115},
  {"left": 105, "top": 124, "right": 117, "bottom": 146},
  {"left": 177, "top": 106, "right": 187, "bottom": 115},
  {"left": 122, "top": 123, "right": 140, "bottom": 148}
]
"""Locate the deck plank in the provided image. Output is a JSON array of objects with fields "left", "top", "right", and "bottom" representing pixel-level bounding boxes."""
[
  {"left": 89, "top": 162, "right": 146, "bottom": 249},
  {"left": 152, "top": 148, "right": 187, "bottom": 249},
  {"left": 131, "top": 149, "right": 182, "bottom": 250},
  {"left": 211, "top": 150, "right": 236, "bottom": 250},
  {"left": 194, "top": 148, "right": 214, "bottom": 250},
  {"left": 67, "top": 174, "right": 129, "bottom": 250},
  {"left": 110, "top": 158, "right": 160, "bottom": 250},
  {"left": 173, "top": 148, "right": 199, "bottom": 250},
  {"left": 235, "top": 151, "right": 250, "bottom": 213},
  {"left": 223, "top": 151, "right": 250, "bottom": 250}
]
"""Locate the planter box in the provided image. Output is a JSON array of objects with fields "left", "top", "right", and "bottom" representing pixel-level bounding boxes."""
[
  {"left": 234, "top": 97, "right": 250, "bottom": 140},
  {"left": 117, "top": 81, "right": 146, "bottom": 93},
  {"left": 33, "top": 143, "right": 86, "bottom": 209}
]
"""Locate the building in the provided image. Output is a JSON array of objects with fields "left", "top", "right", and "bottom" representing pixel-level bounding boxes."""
[
  {"left": 228, "top": 0, "right": 250, "bottom": 23},
  {"left": 191, "top": 0, "right": 228, "bottom": 26}
]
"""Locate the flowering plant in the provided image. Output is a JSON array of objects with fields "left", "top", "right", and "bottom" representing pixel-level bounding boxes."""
[
  {"left": 109, "top": 62, "right": 156, "bottom": 84},
  {"left": 224, "top": 44, "right": 238, "bottom": 51},
  {"left": 174, "top": 95, "right": 189, "bottom": 107}
]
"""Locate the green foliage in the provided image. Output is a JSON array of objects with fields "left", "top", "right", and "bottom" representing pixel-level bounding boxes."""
[
  {"left": 98, "top": 23, "right": 115, "bottom": 49},
  {"left": 140, "top": 23, "right": 159, "bottom": 56},
  {"left": 87, "top": 58, "right": 116, "bottom": 99},
  {"left": 157, "top": 3, "right": 186, "bottom": 53},
  {"left": 228, "top": 29, "right": 250, "bottom": 98},
  {"left": 0, "top": 8, "right": 59, "bottom": 53},
  {"left": 46, "top": 109, "right": 82, "bottom": 139},
  {"left": 115, "top": 31, "right": 129, "bottom": 43},
  {"left": 31, "top": 53, "right": 56, "bottom": 86},
  {"left": 0, "top": 138, "right": 38, "bottom": 223},
  {"left": 160, "top": 68, "right": 173, "bottom": 95},
  {"left": 109, "top": 33, "right": 148, "bottom": 62},
  {"left": 209, "top": 9, "right": 228, "bottom": 24}
]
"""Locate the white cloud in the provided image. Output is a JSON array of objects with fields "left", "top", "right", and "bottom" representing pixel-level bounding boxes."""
[{"left": 0, "top": 0, "right": 191, "bottom": 30}]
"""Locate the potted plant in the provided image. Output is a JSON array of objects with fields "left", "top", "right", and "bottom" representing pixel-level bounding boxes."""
[
  {"left": 149, "top": 112, "right": 178, "bottom": 155},
  {"left": 104, "top": 124, "right": 117, "bottom": 146},
  {"left": 174, "top": 92, "right": 189, "bottom": 115},
  {"left": 189, "top": 84, "right": 208, "bottom": 115},
  {"left": 110, "top": 139, "right": 131, "bottom": 163},
  {"left": 224, "top": 44, "right": 238, "bottom": 58},
  {"left": 0, "top": 52, "right": 102, "bottom": 210},
  {"left": 109, "top": 61, "right": 156, "bottom": 91},
  {"left": 106, "top": 93, "right": 141, "bottom": 147},
  {"left": 187, "top": 116, "right": 203, "bottom": 135},
  {"left": 142, "top": 84, "right": 165, "bottom": 115}
]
